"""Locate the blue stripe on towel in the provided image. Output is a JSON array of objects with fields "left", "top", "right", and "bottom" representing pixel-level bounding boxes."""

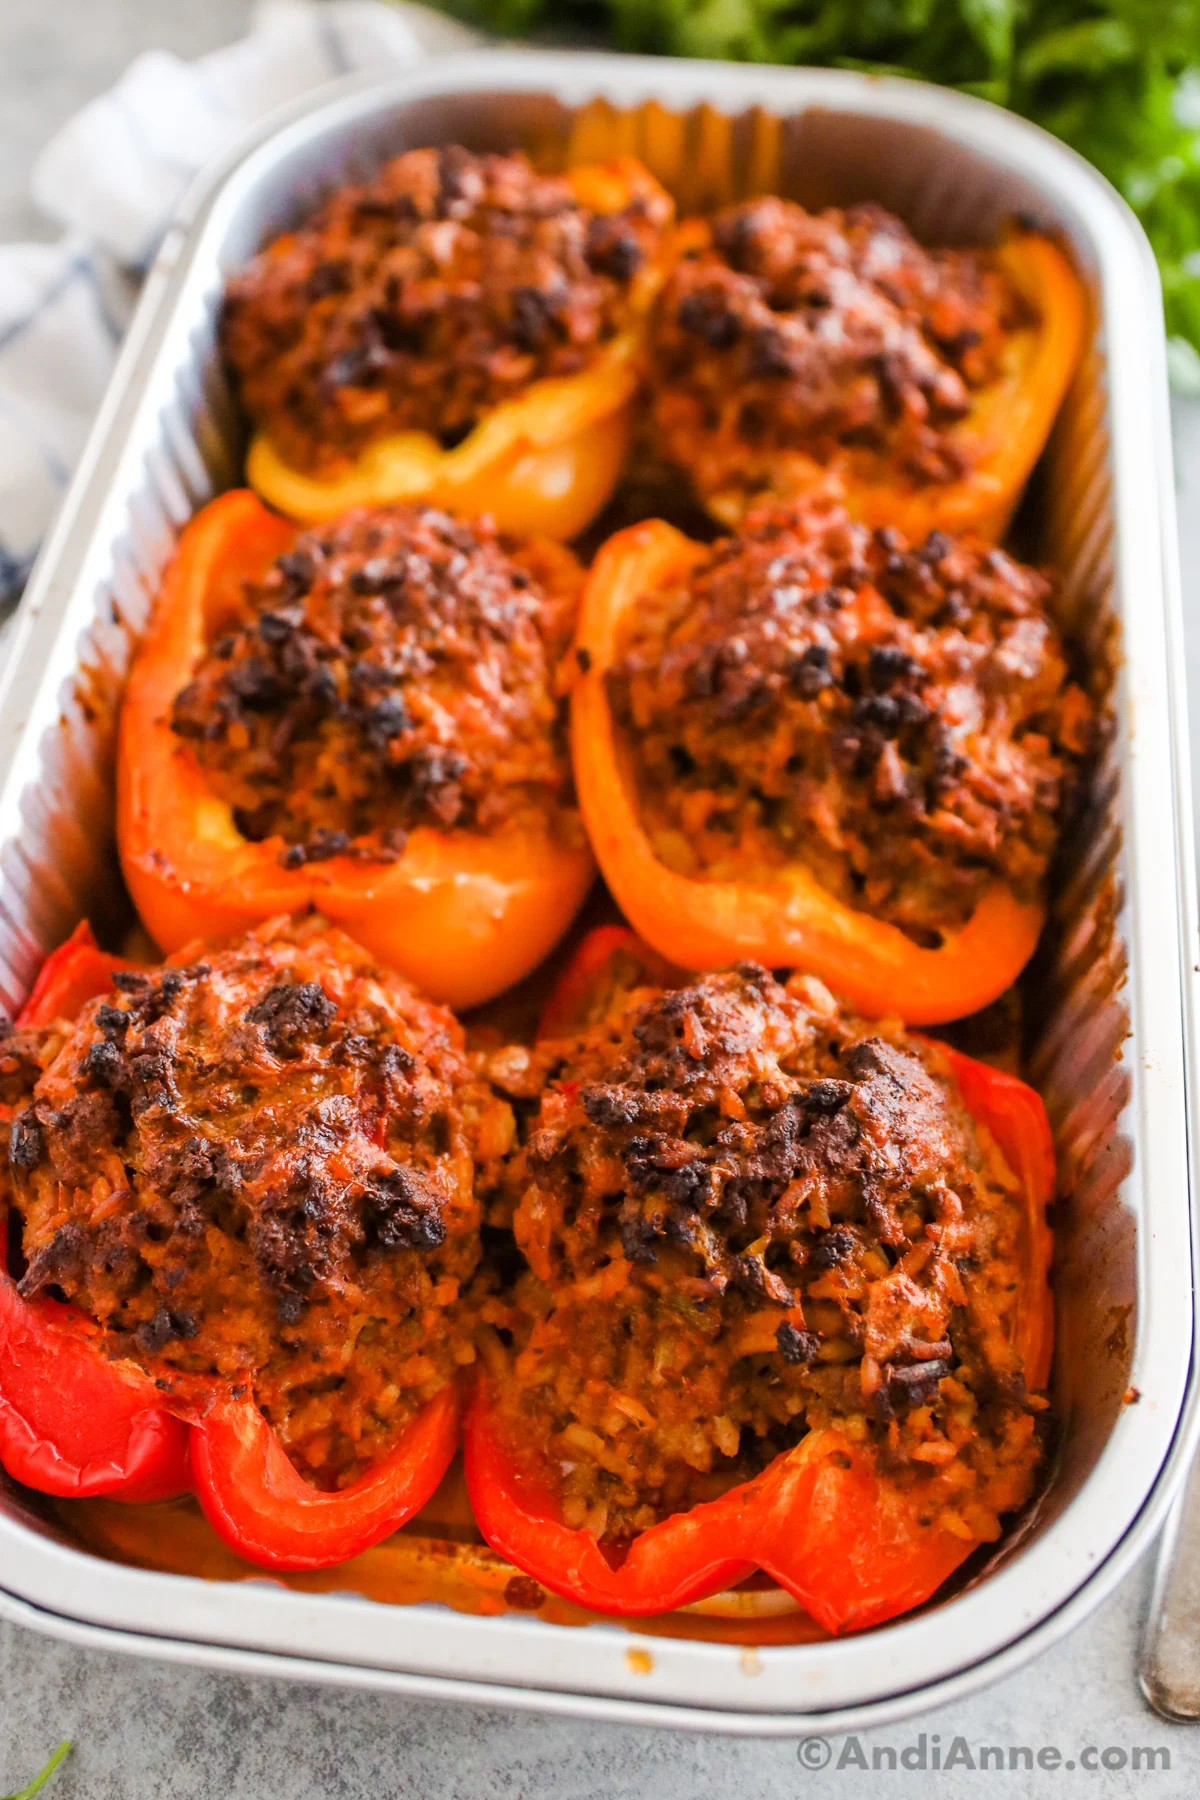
[
  {"left": 0, "top": 390, "right": 70, "bottom": 488},
  {"left": 0, "top": 253, "right": 90, "bottom": 359},
  {"left": 318, "top": 13, "right": 353, "bottom": 75},
  {"left": 80, "top": 258, "right": 126, "bottom": 345},
  {"left": 0, "top": 544, "right": 35, "bottom": 611}
]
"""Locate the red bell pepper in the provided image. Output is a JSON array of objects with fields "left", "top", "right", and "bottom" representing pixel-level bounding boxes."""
[
  {"left": 536, "top": 924, "right": 684, "bottom": 1040},
  {"left": 465, "top": 926, "right": 1055, "bottom": 1628},
  {"left": 189, "top": 1384, "right": 461, "bottom": 1572},
  {"left": 938, "top": 1042, "right": 1055, "bottom": 1392},
  {"left": 0, "top": 926, "right": 465, "bottom": 1566},
  {"left": 464, "top": 1401, "right": 978, "bottom": 1631},
  {"left": 0, "top": 1238, "right": 191, "bottom": 1503},
  {"left": 15, "top": 920, "right": 144, "bottom": 1029},
  {"left": 541, "top": 934, "right": 1054, "bottom": 1391},
  {"left": 463, "top": 1405, "right": 755, "bottom": 1617},
  {"left": 1, "top": 926, "right": 190, "bottom": 1501}
]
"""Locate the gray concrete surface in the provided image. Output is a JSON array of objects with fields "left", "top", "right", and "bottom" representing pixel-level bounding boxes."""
[
  {"left": 0, "top": 1550, "right": 1191, "bottom": 1799},
  {"left": 0, "top": 3, "right": 1197, "bottom": 1795}
]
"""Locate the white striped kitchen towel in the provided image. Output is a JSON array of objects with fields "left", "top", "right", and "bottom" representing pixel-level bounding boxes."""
[{"left": 0, "top": 0, "right": 477, "bottom": 610}]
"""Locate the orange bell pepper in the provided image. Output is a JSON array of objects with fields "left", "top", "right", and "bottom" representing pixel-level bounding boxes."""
[
  {"left": 464, "top": 926, "right": 1055, "bottom": 1628},
  {"left": 570, "top": 519, "right": 1044, "bottom": 1024},
  {"left": 245, "top": 159, "right": 674, "bottom": 542},
  {"left": 674, "top": 230, "right": 1085, "bottom": 543},
  {"left": 117, "top": 489, "right": 595, "bottom": 1010}
]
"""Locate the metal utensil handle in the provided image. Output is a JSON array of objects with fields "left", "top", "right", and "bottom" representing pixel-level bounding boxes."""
[{"left": 1141, "top": 1450, "right": 1200, "bottom": 1720}]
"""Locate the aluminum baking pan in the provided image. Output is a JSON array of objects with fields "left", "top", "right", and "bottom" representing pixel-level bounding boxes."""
[{"left": 0, "top": 51, "right": 1194, "bottom": 1736}]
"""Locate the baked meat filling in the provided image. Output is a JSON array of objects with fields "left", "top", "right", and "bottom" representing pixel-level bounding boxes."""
[
  {"left": 171, "top": 505, "right": 582, "bottom": 866},
  {"left": 475, "top": 965, "right": 1045, "bottom": 1543},
  {"left": 609, "top": 502, "right": 1092, "bottom": 939},
  {"left": 648, "top": 198, "right": 1025, "bottom": 499},
  {"left": 4, "top": 916, "right": 507, "bottom": 1487},
  {"left": 222, "top": 145, "right": 673, "bottom": 476}
]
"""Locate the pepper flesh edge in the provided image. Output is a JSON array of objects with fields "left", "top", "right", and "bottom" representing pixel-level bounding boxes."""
[
  {"left": 704, "top": 234, "right": 1087, "bottom": 544},
  {"left": 570, "top": 519, "right": 1044, "bottom": 1025},
  {"left": 0, "top": 1245, "right": 192, "bottom": 1503},
  {"left": 16, "top": 920, "right": 140, "bottom": 1026},
  {"left": 465, "top": 1399, "right": 984, "bottom": 1633},
  {"left": 248, "top": 358, "right": 636, "bottom": 542},
  {"left": 117, "top": 489, "right": 595, "bottom": 1010},
  {"left": 189, "top": 1383, "right": 462, "bottom": 1571},
  {"left": 241, "top": 157, "right": 674, "bottom": 540},
  {"left": 937, "top": 1042, "right": 1055, "bottom": 1391}
]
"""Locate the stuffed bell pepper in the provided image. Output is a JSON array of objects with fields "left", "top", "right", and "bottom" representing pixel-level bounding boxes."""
[
  {"left": 222, "top": 146, "right": 675, "bottom": 540},
  {"left": 0, "top": 913, "right": 513, "bottom": 1569},
  {"left": 572, "top": 499, "right": 1092, "bottom": 1023},
  {"left": 467, "top": 934, "right": 1054, "bottom": 1630},
  {"left": 646, "top": 198, "right": 1084, "bottom": 540},
  {"left": 0, "top": 926, "right": 190, "bottom": 1503},
  {"left": 119, "top": 491, "right": 594, "bottom": 1008}
]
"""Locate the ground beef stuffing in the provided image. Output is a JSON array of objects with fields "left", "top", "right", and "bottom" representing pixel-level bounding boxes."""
[
  {"left": 475, "top": 964, "right": 1047, "bottom": 1543},
  {"left": 610, "top": 500, "right": 1092, "bottom": 940},
  {"left": 171, "top": 505, "right": 583, "bottom": 864},
  {"left": 222, "top": 146, "right": 673, "bottom": 476},
  {"left": 2, "top": 915, "right": 513, "bottom": 1487},
  {"left": 647, "top": 198, "right": 1027, "bottom": 510}
]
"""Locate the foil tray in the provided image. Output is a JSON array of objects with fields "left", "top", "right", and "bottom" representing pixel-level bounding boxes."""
[{"left": 0, "top": 51, "right": 1195, "bottom": 1734}]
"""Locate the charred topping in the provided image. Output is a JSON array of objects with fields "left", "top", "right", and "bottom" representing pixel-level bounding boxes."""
[
  {"left": 520, "top": 967, "right": 991, "bottom": 1328},
  {"left": 2, "top": 1023, "right": 60, "bottom": 1208},
  {"left": 612, "top": 501, "right": 1092, "bottom": 938},
  {"left": 775, "top": 1321, "right": 820, "bottom": 1364},
  {"left": 171, "top": 505, "right": 580, "bottom": 862},
  {"left": 15, "top": 930, "right": 461, "bottom": 1310},
  {"left": 6, "top": 916, "right": 494, "bottom": 1485},
  {"left": 8, "top": 1109, "right": 43, "bottom": 1169},
  {"left": 481, "top": 963, "right": 1044, "bottom": 1536},
  {"left": 245, "top": 981, "right": 339, "bottom": 1051},
  {"left": 649, "top": 197, "right": 1026, "bottom": 488},
  {"left": 221, "top": 146, "right": 673, "bottom": 475}
]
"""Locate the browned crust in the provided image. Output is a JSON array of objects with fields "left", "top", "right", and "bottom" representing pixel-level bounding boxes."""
[
  {"left": 611, "top": 501, "right": 1092, "bottom": 939},
  {"left": 222, "top": 146, "right": 673, "bottom": 474},
  {"left": 8, "top": 915, "right": 511, "bottom": 1485},
  {"left": 475, "top": 965, "right": 1045, "bottom": 1538},
  {"left": 171, "top": 505, "right": 583, "bottom": 864}
]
